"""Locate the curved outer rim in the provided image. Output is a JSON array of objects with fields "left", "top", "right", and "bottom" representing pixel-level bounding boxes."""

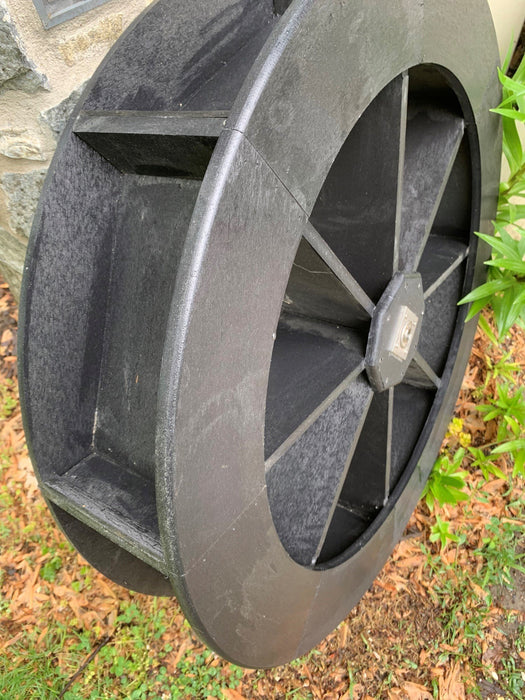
[{"left": 156, "top": 0, "right": 501, "bottom": 667}]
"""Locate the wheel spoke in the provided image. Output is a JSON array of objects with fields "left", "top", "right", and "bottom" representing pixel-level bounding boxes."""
[
  {"left": 310, "top": 73, "right": 409, "bottom": 303},
  {"left": 337, "top": 388, "right": 393, "bottom": 507},
  {"left": 393, "top": 73, "right": 410, "bottom": 274},
  {"left": 302, "top": 220, "right": 375, "bottom": 316},
  {"left": 399, "top": 102, "right": 464, "bottom": 272},
  {"left": 417, "top": 260, "right": 466, "bottom": 376},
  {"left": 418, "top": 235, "right": 469, "bottom": 299},
  {"left": 404, "top": 351, "right": 442, "bottom": 389},
  {"left": 266, "top": 374, "right": 372, "bottom": 566},
  {"left": 283, "top": 236, "right": 372, "bottom": 326},
  {"left": 74, "top": 109, "right": 228, "bottom": 178},
  {"left": 390, "top": 384, "right": 435, "bottom": 491},
  {"left": 265, "top": 362, "right": 365, "bottom": 470},
  {"left": 265, "top": 318, "right": 365, "bottom": 460},
  {"left": 314, "top": 386, "right": 394, "bottom": 564}
]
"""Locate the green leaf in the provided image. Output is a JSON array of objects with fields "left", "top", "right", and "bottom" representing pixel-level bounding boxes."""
[
  {"left": 504, "top": 414, "right": 522, "bottom": 437},
  {"left": 492, "top": 107, "right": 525, "bottom": 123},
  {"left": 430, "top": 516, "right": 460, "bottom": 549},
  {"left": 425, "top": 491, "right": 435, "bottom": 510},
  {"left": 459, "top": 50, "right": 525, "bottom": 337},
  {"left": 513, "top": 450, "right": 525, "bottom": 477},
  {"left": 492, "top": 439, "right": 525, "bottom": 454},
  {"left": 503, "top": 176, "right": 525, "bottom": 198},
  {"left": 502, "top": 116, "right": 523, "bottom": 175},
  {"left": 459, "top": 278, "right": 514, "bottom": 304},
  {"left": 464, "top": 297, "right": 490, "bottom": 323},
  {"left": 498, "top": 287, "right": 524, "bottom": 335},
  {"left": 439, "top": 473, "right": 467, "bottom": 487},
  {"left": 501, "top": 40, "right": 515, "bottom": 74},
  {"left": 432, "top": 482, "right": 455, "bottom": 505},
  {"left": 498, "top": 203, "right": 525, "bottom": 222},
  {"left": 499, "top": 87, "right": 525, "bottom": 110},
  {"left": 468, "top": 446, "right": 507, "bottom": 480},
  {"left": 512, "top": 287, "right": 525, "bottom": 308},
  {"left": 498, "top": 69, "right": 525, "bottom": 112},
  {"left": 485, "top": 258, "right": 525, "bottom": 274},
  {"left": 492, "top": 220, "right": 525, "bottom": 240},
  {"left": 480, "top": 409, "right": 500, "bottom": 421},
  {"left": 478, "top": 314, "right": 498, "bottom": 344},
  {"left": 476, "top": 231, "right": 521, "bottom": 260}
]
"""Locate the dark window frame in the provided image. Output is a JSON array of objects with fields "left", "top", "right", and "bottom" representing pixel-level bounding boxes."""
[{"left": 32, "top": 0, "right": 113, "bottom": 29}]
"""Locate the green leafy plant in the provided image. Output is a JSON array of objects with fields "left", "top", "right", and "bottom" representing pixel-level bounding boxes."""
[
  {"left": 475, "top": 515, "right": 525, "bottom": 589},
  {"left": 40, "top": 553, "right": 63, "bottom": 583},
  {"left": 477, "top": 382, "right": 525, "bottom": 436},
  {"left": 424, "top": 51, "right": 525, "bottom": 597},
  {"left": 429, "top": 41, "right": 525, "bottom": 498},
  {"left": 492, "top": 438, "right": 525, "bottom": 477},
  {"left": 499, "top": 654, "right": 525, "bottom": 700},
  {"left": 422, "top": 448, "right": 469, "bottom": 510},
  {"left": 466, "top": 445, "right": 505, "bottom": 481},
  {"left": 166, "top": 649, "right": 243, "bottom": 699},
  {"left": 429, "top": 515, "right": 464, "bottom": 549},
  {"left": 482, "top": 349, "right": 521, "bottom": 387},
  {"left": 429, "top": 377, "right": 525, "bottom": 500},
  {"left": 477, "top": 381, "right": 525, "bottom": 477},
  {"left": 459, "top": 50, "right": 525, "bottom": 338},
  {"left": 497, "top": 622, "right": 525, "bottom": 699}
]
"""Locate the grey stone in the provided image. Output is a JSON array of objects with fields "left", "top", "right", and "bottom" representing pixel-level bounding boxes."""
[
  {"left": 0, "top": 226, "right": 25, "bottom": 300},
  {"left": 0, "top": 226, "right": 25, "bottom": 272},
  {"left": 1, "top": 169, "right": 47, "bottom": 238},
  {"left": 0, "top": 127, "right": 46, "bottom": 160},
  {"left": 0, "top": 260, "right": 21, "bottom": 300},
  {"left": 0, "top": 3, "right": 48, "bottom": 93},
  {"left": 40, "top": 83, "right": 86, "bottom": 140}
]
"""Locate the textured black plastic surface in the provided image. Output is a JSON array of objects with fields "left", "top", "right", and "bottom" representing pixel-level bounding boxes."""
[
  {"left": 43, "top": 454, "right": 164, "bottom": 573},
  {"left": 75, "top": 111, "right": 227, "bottom": 178},
  {"left": 267, "top": 376, "right": 372, "bottom": 565}
]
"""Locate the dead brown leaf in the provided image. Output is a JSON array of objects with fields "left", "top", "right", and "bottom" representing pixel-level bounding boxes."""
[
  {"left": 222, "top": 689, "right": 247, "bottom": 700},
  {"left": 438, "top": 662, "right": 465, "bottom": 700}
]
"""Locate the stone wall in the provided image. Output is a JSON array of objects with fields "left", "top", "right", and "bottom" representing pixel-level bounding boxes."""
[
  {"left": 0, "top": 0, "right": 153, "bottom": 297},
  {"left": 0, "top": 0, "right": 524, "bottom": 299}
]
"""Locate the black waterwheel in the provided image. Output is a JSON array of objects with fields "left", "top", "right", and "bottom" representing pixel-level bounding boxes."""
[{"left": 20, "top": 0, "right": 501, "bottom": 668}]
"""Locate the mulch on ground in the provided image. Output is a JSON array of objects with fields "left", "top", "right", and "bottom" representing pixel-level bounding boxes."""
[{"left": 0, "top": 278, "right": 524, "bottom": 699}]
